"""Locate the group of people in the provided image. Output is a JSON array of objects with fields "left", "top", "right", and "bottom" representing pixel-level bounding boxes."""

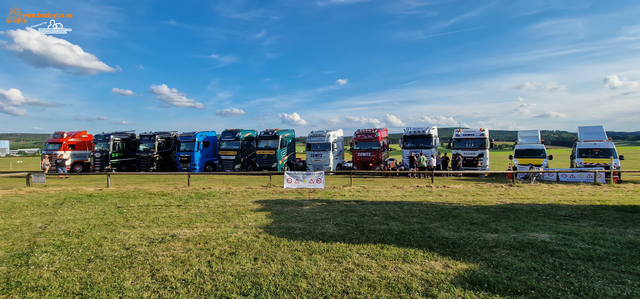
[
  {"left": 407, "top": 152, "right": 464, "bottom": 178},
  {"left": 41, "top": 154, "right": 69, "bottom": 178}
]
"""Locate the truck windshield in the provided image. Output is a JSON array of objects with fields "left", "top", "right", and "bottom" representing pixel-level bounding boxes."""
[
  {"left": 514, "top": 148, "right": 547, "bottom": 158},
  {"left": 578, "top": 148, "right": 618, "bottom": 159},
  {"left": 220, "top": 141, "right": 240, "bottom": 149},
  {"left": 139, "top": 142, "right": 155, "bottom": 152},
  {"left": 403, "top": 137, "right": 434, "bottom": 149},
  {"left": 452, "top": 138, "right": 488, "bottom": 149},
  {"left": 257, "top": 139, "right": 279, "bottom": 149},
  {"left": 307, "top": 143, "right": 330, "bottom": 151},
  {"left": 354, "top": 142, "right": 379, "bottom": 150},
  {"left": 94, "top": 142, "right": 109, "bottom": 151},
  {"left": 179, "top": 141, "right": 195, "bottom": 152},
  {"left": 112, "top": 141, "right": 129, "bottom": 152},
  {"left": 44, "top": 143, "right": 62, "bottom": 151}
]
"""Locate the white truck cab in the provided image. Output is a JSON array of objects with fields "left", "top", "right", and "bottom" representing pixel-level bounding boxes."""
[
  {"left": 449, "top": 128, "right": 493, "bottom": 171},
  {"left": 399, "top": 126, "right": 440, "bottom": 167},
  {"left": 306, "top": 129, "right": 346, "bottom": 171},
  {"left": 570, "top": 126, "right": 624, "bottom": 173},
  {"left": 509, "top": 130, "right": 553, "bottom": 169}
]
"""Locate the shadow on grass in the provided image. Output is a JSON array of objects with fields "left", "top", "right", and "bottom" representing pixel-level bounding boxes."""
[{"left": 257, "top": 199, "right": 640, "bottom": 298}]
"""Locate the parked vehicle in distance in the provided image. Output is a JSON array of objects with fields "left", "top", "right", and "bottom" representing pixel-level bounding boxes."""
[
  {"left": 306, "top": 129, "right": 346, "bottom": 171},
  {"left": 176, "top": 131, "right": 219, "bottom": 172},
  {"left": 351, "top": 128, "right": 390, "bottom": 170},
  {"left": 137, "top": 131, "right": 179, "bottom": 172},
  {"left": 42, "top": 131, "right": 93, "bottom": 173},
  {"left": 570, "top": 126, "right": 624, "bottom": 180},
  {"left": 509, "top": 130, "right": 552, "bottom": 169},
  {"left": 92, "top": 131, "right": 139, "bottom": 172},
  {"left": 399, "top": 126, "right": 440, "bottom": 169},
  {"left": 256, "top": 128, "right": 296, "bottom": 171},
  {"left": 449, "top": 128, "right": 494, "bottom": 171},
  {"left": 218, "top": 129, "right": 258, "bottom": 171}
]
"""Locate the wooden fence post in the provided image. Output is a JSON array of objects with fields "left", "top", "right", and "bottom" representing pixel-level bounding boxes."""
[
  {"left": 188, "top": 173, "right": 191, "bottom": 187},
  {"left": 269, "top": 172, "right": 272, "bottom": 187},
  {"left": 26, "top": 173, "right": 31, "bottom": 187},
  {"left": 594, "top": 170, "right": 598, "bottom": 185},
  {"left": 431, "top": 171, "right": 435, "bottom": 184},
  {"left": 107, "top": 173, "right": 111, "bottom": 188},
  {"left": 512, "top": 169, "right": 516, "bottom": 184},
  {"left": 350, "top": 171, "right": 353, "bottom": 187},
  {"left": 610, "top": 157, "right": 614, "bottom": 185}
]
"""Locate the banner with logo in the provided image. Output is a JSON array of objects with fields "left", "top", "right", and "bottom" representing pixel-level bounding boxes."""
[
  {"left": 516, "top": 165, "right": 557, "bottom": 181},
  {"left": 284, "top": 171, "right": 325, "bottom": 189},
  {"left": 557, "top": 168, "right": 606, "bottom": 183}
]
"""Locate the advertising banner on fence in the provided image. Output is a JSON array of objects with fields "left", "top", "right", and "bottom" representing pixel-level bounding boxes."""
[
  {"left": 32, "top": 173, "right": 46, "bottom": 184},
  {"left": 516, "top": 165, "right": 557, "bottom": 181},
  {"left": 284, "top": 171, "right": 325, "bottom": 189},
  {"left": 557, "top": 168, "right": 606, "bottom": 183}
]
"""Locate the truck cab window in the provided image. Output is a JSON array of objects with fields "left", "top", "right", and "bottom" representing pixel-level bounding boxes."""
[
  {"left": 68, "top": 144, "right": 76, "bottom": 150},
  {"left": 202, "top": 141, "right": 210, "bottom": 149}
]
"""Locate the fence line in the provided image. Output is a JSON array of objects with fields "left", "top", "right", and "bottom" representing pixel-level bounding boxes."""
[{"left": 3, "top": 169, "right": 640, "bottom": 188}]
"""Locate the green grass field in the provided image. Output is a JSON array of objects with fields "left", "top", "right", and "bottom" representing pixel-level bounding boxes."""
[{"left": 1, "top": 149, "right": 640, "bottom": 297}]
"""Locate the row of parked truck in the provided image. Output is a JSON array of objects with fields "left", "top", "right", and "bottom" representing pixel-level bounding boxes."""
[{"left": 41, "top": 125, "right": 624, "bottom": 175}]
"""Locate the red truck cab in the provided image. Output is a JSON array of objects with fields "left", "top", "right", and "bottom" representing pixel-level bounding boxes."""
[
  {"left": 351, "top": 128, "right": 390, "bottom": 170},
  {"left": 42, "top": 131, "right": 93, "bottom": 173}
]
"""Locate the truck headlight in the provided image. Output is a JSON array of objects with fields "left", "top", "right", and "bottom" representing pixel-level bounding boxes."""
[
  {"left": 234, "top": 164, "right": 241, "bottom": 169},
  {"left": 272, "top": 163, "right": 277, "bottom": 167}
]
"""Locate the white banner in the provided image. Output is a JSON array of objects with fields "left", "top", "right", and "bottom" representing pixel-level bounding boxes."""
[
  {"left": 557, "top": 168, "right": 606, "bottom": 183},
  {"left": 284, "top": 171, "right": 325, "bottom": 189},
  {"left": 516, "top": 165, "right": 557, "bottom": 181},
  {"left": 32, "top": 173, "right": 46, "bottom": 184}
]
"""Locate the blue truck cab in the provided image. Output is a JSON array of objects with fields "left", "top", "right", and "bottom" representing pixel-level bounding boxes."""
[{"left": 176, "top": 131, "right": 219, "bottom": 172}]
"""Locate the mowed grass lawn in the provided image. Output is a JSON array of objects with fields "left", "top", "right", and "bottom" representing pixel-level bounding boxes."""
[{"left": 1, "top": 173, "right": 640, "bottom": 298}]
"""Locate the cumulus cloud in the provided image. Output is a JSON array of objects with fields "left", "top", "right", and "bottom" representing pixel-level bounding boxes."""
[
  {"left": 336, "top": 79, "right": 348, "bottom": 86},
  {"left": 0, "top": 87, "right": 52, "bottom": 116},
  {"left": 384, "top": 114, "right": 405, "bottom": 127},
  {"left": 514, "top": 97, "right": 535, "bottom": 114},
  {"left": 279, "top": 112, "right": 308, "bottom": 126},
  {"left": 149, "top": 84, "right": 204, "bottom": 109},
  {"left": 116, "top": 120, "right": 131, "bottom": 125},
  {"left": 0, "top": 28, "right": 115, "bottom": 75},
  {"left": 216, "top": 108, "right": 246, "bottom": 117},
  {"left": 534, "top": 111, "right": 567, "bottom": 118},
  {"left": 32, "top": 127, "right": 44, "bottom": 131},
  {"left": 512, "top": 82, "right": 567, "bottom": 91},
  {"left": 603, "top": 75, "right": 640, "bottom": 89},
  {"left": 111, "top": 88, "right": 136, "bottom": 96},
  {"left": 417, "top": 115, "right": 460, "bottom": 126}
]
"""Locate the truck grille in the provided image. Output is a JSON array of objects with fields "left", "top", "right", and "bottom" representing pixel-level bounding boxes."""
[
  {"left": 462, "top": 159, "right": 478, "bottom": 167},
  {"left": 92, "top": 155, "right": 109, "bottom": 171},
  {"left": 222, "top": 159, "right": 235, "bottom": 171},
  {"left": 138, "top": 156, "right": 152, "bottom": 171},
  {"left": 179, "top": 155, "right": 191, "bottom": 170},
  {"left": 257, "top": 155, "right": 274, "bottom": 167}
]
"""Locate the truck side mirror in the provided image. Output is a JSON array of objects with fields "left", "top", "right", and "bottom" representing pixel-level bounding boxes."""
[
  {"left": 490, "top": 141, "right": 494, "bottom": 149},
  {"left": 350, "top": 142, "right": 353, "bottom": 149},
  {"left": 398, "top": 138, "right": 403, "bottom": 147},
  {"left": 620, "top": 155, "right": 625, "bottom": 160},
  {"left": 508, "top": 154, "right": 513, "bottom": 160},
  {"left": 332, "top": 143, "right": 337, "bottom": 150},
  {"left": 447, "top": 141, "right": 451, "bottom": 149},
  {"left": 548, "top": 155, "right": 553, "bottom": 160}
]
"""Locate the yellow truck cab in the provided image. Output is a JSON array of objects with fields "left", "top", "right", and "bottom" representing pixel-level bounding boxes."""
[
  {"left": 509, "top": 130, "right": 552, "bottom": 170},
  {"left": 570, "top": 126, "right": 624, "bottom": 180}
]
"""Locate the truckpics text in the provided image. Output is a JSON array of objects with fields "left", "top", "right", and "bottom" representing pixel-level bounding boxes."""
[
  {"left": 509, "top": 129, "right": 552, "bottom": 177},
  {"left": 42, "top": 131, "right": 93, "bottom": 173},
  {"left": 256, "top": 128, "right": 296, "bottom": 171},
  {"left": 92, "top": 131, "right": 139, "bottom": 172},
  {"left": 218, "top": 129, "right": 258, "bottom": 171},
  {"left": 351, "top": 128, "right": 390, "bottom": 170},
  {"left": 399, "top": 126, "right": 439, "bottom": 168},
  {"left": 306, "top": 129, "right": 346, "bottom": 171},
  {"left": 176, "top": 131, "right": 219, "bottom": 172},
  {"left": 449, "top": 128, "right": 493, "bottom": 171},
  {"left": 137, "top": 131, "right": 179, "bottom": 172},
  {"left": 570, "top": 126, "right": 624, "bottom": 180}
]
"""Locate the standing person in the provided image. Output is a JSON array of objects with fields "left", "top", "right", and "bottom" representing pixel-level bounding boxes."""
[
  {"left": 408, "top": 152, "right": 417, "bottom": 178},
  {"left": 455, "top": 153, "right": 463, "bottom": 177},
  {"left": 41, "top": 155, "right": 51, "bottom": 174},
  {"left": 427, "top": 155, "right": 436, "bottom": 178},
  {"left": 55, "top": 154, "right": 69, "bottom": 179},
  {"left": 450, "top": 153, "right": 457, "bottom": 176},
  {"left": 441, "top": 153, "right": 450, "bottom": 176},
  {"left": 417, "top": 152, "right": 427, "bottom": 179},
  {"left": 435, "top": 152, "right": 442, "bottom": 172}
]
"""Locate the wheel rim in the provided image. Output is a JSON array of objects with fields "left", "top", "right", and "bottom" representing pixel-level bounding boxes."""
[
  {"left": 73, "top": 164, "right": 83, "bottom": 172},
  {"left": 205, "top": 164, "right": 213, "bottom": 172}
]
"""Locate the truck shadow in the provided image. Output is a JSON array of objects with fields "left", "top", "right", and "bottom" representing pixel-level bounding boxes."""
[{"left": 256, "top": 199, "right": 640, "bottom": 297}]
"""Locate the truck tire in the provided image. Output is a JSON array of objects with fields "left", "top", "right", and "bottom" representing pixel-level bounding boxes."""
[
  {"left": 336, "top": 164, "right": 342, "bottom": 171},
  {"left": 283, "top": 163, "right": 290, "bottom": 172},
  {"left": 204, "top": 162, "right": 214, "bottom": 172},
  {"left": 71, "top": 162, "right": 85, "bottom": 173},
  {"left": 246, "top": 163, "right": 255, "bottom": 172}
]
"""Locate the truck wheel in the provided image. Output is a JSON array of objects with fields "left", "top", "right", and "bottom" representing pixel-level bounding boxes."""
[
  {"left": 118, "top": 165, "right": 129, "bottom": 172},
  {"left": 283, "top": 163, "right": 290, "bottom": 172},
  {"left": 336, "top": 164, "right": 342, "bottom": 171},
  {"left": 246, "top": 164, "right": 254, "bottom": 172},
  {"left": 204, "top": 162, "right": 214, "bottom": 172},
  {"left": 71, "top": 163, "right": 85, "bottom": 173}
]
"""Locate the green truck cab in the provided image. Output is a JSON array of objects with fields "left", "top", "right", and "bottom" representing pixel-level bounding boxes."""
[
  {"left": 256, "top": 128, "right": 296, "bottom": 171},
  {"left": 218, "top": 129, "right": 258, "bottom": 171}
]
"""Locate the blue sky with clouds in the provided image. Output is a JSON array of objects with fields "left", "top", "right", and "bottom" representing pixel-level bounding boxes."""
[{"left": 1, "top": 0, "right": 640, "bottom": 135}]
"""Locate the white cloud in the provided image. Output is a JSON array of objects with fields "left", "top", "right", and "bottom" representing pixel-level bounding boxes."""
[
  {"left": 318, "top": 0, "right": 370, "bottom": 5},
  {"left": 208, "top": 54, "right": 240, "bottom": 67},
  {"left": 326, "top": 115, "right": 383, "bottom": 127},
  {"left": 0, "top": 87, "right": 51, "bottom": 116},
  {"left": 75, "top": 116, "right": 109, "bottom": 122},
  {"left": 534, "top": 111, "right": 567, "bottom": 118},
  {"left": 0, "top": 28, "right": 115, "bottom": 75},
  {"left": 216, "top": 108, "right": 246, "bottom": 117},
  {"left": 149, "top": 84, "right": 204, "bottom": 109},
  {"left": 32, "top": 127, "right": 44, "bottom": 131},
  {"left": 336, "top": 79, "right": 348, "bottom": 86},
  {"left": 115, "top": 65, "right": 123, "bottom": 72},
  {"left": 135, "top": 64, "right": 145, "bottom": 70},
  {"left": 116, "top": 120, "right": 131, "bottom": 125},
  {"left": 279, "top": 112, "right": 308, "bottom": 126},
  {"left": 111, "top": 88, "right": 136, "bottom": 96},
  {"left": 514, "top": 97, "right": 535, "bottom": 114},
  {"left": 384, "top": 114, "right": 405, "bottom": 127},
  {"left": 417, "top": 116, "right": 460, "bottom": 126},
  {"left": 513, "top": 81, "right": 567, "bottom": 91},
  {"left": 603, "top": 75, "right": 640, "bottom": 89}
]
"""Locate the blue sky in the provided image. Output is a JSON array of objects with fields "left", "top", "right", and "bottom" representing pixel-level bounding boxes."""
[{"left": 2, "top": 0, "right": 640, "bottom": 135}]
